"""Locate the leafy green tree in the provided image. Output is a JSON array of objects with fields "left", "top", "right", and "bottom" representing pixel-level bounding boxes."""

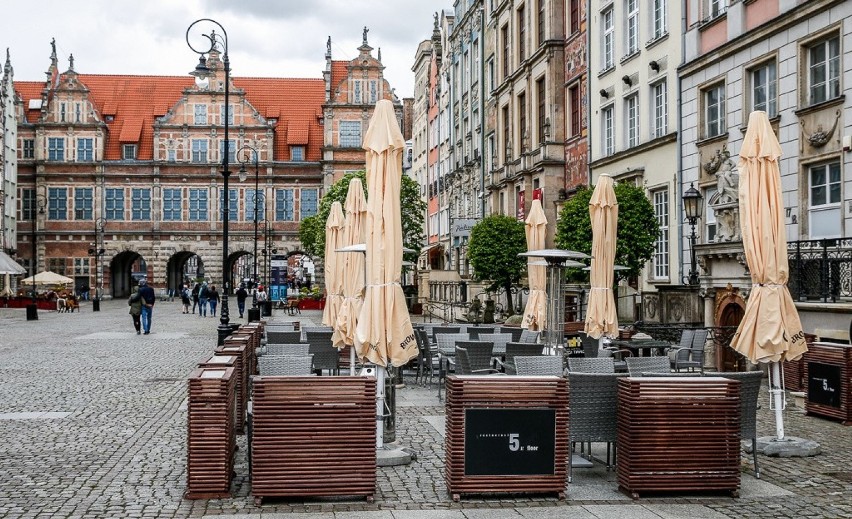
[
  {"left": 467, "top": 215, "right": 528, "bottom": 315},
  {"left": 555, "top": 182, "right": 659, "bottom": 282},
  {"left": 299, "top": 170, "right": 427, "bottom": 264}
]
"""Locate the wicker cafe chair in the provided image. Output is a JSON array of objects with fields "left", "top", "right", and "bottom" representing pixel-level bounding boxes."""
[
  {"left": 567, "top": 357, "right": 615, "bottom": 373},
  {"left": 499, "top": 326, "right": 524, "bottom": 342},
  {"left": 581, "top": 334, "right": 600, "bottom": 358},
  {"left": 432, "top": 326, "right": 462, "bottom": 342},
  {"left": 301, "top": 326, "right": 333, "bottom": 342},
  {"left": 307, "top": 339, "right": 339, "bottom": 376},
  {"left": 435, "top": 333, "right": 469, "bottom": 400},
  {"left": 266, "top": 330, "right": 302, "bottom": 344},
  {"left": 258, "top": 354, "right": 314, "bottom": 376},
  {"left": 414, "top": 327, "right": 439, "bottom": 386},
  {"left": 467, "top": 325, "right": 497, "bottom": 339},
  {"left": 497, "top": 342, "right": 545, "bottom": 374},
  {"left": 265, "top": 343, "right": 309, "bottom": 357},
  {"left": 519, "top": 329, "right": 541, "bottom": 343},
  {"left": 625, "top": 356, "right": 670, "bottom": 376},
  {"left": 566, "top": 372, "right": 627, "bottom": 482},
  {"left": 477, "top": 333, "right": 513, "bottom": 355},
  {"left": 514, "top": 355, "right": 564, "bottom": 376},
  {"left": 668, "top": 329, "right": 696, "bottom": 371},
  {"left": 454, "top": 346, "right": 503, "bottom": 375},
  {"left": 717, "top": 370, "right": 764, "bottom": 478},
  {"left": 454, "top": 341, "right": 494, "bottom": 372}
]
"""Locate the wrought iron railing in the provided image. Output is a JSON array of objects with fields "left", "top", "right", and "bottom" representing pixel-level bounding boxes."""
[{"left": 788, "top": 238, "right": 852, "bottom": 303}]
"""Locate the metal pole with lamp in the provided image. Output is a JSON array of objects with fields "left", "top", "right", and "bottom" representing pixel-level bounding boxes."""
[
  {"left": 187, "top": 18, "right": 233, "bottom": 344},
  {"left": 682, "top": 183, "right": 703, "bottom": 286},
  {"left": 88, "top": 217, "right": 106, "bottom": 311},
  {"left": 238, "top": 144, "right": 262, "bottom": 322},
  {"left": 26, "top": 194, "right": 47, "bottom": 321}
]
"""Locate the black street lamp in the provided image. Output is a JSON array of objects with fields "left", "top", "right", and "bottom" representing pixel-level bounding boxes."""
[
  {"left": 88, "top": 217, "right": 106, "bottom": 312},
  {"left": 683, "top": 182, "right": 704, "bottom": 286},
  {"left": 238, "top": 144, "right": 261, "bottom": 313},
  {"left": 187, "top": 18, "right": 233, "bottom": 345},
  {"left": 26, "top": 194, "right": 47, "bottom": 321}
]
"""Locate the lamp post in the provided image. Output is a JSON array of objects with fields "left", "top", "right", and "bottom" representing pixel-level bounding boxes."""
[
  {"left": 88, "top": 218, "right": 106, "bottom": 312},
  {"left": 26, "top": 194, "right": 47, "bottom": 321},
  {"left": 682, "top": 182, "right": 703, "bottom": 286},
  {"left": 238, "top": 145, "right": 261, "bottom": 321},
  {"left": 187, "top": 18, "right": 233, "bottom": 344}
]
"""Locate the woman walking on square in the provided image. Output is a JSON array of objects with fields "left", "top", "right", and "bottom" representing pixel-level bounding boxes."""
[
  {"left": 208, "top": 285, "right": 220, "bottom": 317},
  {"left": 128, "top": 285, "right": 143, "bottom": 334},
  {"left": 198, "top": 282, "right": 209, "bottom": 317}
]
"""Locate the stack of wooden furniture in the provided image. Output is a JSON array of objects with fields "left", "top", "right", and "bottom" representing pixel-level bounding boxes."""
[
  {"left": 444, "top": 375, "right": 568, "bottom": 501},
  {"left": 214, "top": 342, "right": 247, "bottom": 434},
  {"left": 250, "top": 376, "right": 377, "bottom": 504},
  {"left": 616, "top": 376, "right": 741, "bottom": 499},
  {"left": 185, "top": 366, "right": 236, "bottom": 499}
]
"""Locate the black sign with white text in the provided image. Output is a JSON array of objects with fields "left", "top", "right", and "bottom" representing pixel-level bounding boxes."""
[
  {"left": 808, "top": 362, "right": 842, "bottom": 408},
  {"left": 464, "top": 408, "right": 556, "bottom": 476}
]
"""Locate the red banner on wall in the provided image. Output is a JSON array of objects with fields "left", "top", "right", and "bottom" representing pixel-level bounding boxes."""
[{"left": 517, "top": 190, "right": 526, "bottom": 220}]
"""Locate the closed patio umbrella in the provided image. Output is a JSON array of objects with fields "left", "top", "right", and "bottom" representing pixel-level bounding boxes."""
[
  {"left": 730, "top": 111, "right": 807, "bottom": 440},
  {"left": 355, "top": 99, "right": 419, "bottom": 368},
  {"left": 585, "top": 175, "right": 619, "bottom": 339},
  {"left": 522, "top": 198, "right": 547, "bottom": 331},
  {"left": 322, "top": 201, "right": 346, "bottom": 327},
  {"left": 333, "top": 178, "right": 367, "bottom": 352}
]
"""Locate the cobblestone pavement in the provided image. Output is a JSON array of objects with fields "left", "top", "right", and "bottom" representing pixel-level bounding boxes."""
[{"left": 0, "top": 301, "right": 850, "bottom": 518}]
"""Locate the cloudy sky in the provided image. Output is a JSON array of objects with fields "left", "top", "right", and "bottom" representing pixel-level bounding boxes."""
[{"left": 1, "top": 0, "right": 443, "bottom": 98}]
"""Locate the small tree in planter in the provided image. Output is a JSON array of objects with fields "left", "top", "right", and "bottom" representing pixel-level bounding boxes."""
[{"left": 467, "top": 215, "right": 528, "bottom": 316}]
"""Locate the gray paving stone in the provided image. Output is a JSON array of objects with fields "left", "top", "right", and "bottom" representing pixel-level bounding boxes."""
[
  {"left": 582, "top": 505, "right": 662, "bottom": 519},
  {"left": 642, "top": 504, "right": 731, "bottom": 519}
]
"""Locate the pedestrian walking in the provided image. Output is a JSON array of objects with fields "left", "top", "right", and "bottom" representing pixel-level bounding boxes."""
[
  {"left": 137, "top": 279, "right": 156, "bottom": 335},
  {"left": 235, "top": 283, "right": 248, "bottom": 318},
  {"left": 180, "top": 284, "right": 191, "bottom": 314},
  {"left": 208, "top": 285, "right": 220, "bottom": 317},
  {"left": 198, "top": 282, "right": 208, "bottom": 317},
  {"left": 191, "top": 283, "right": 200, "bottom": 313},
  {"left": 128, "top": 285, "right": 143, "bottom": 334}
]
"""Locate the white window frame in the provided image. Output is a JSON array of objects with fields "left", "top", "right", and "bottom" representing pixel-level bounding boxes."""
[
  {"left": 653, "top": 0, "right": 667, "bottom": 39},
  {"left": 601, "top": 105, "right": 614, "bottom": 156},
  {"left": 750, "top": 60, "right": 777, "bottom": 118},
  {"left": 704, "top": 187, "right": 718, "bottom": 243},
  {"left": 652, "top": 189, "right": 669, "bottom": 279},
  {"left": 703, "top": 83, "right": 726, "bottom": 139},
  {"left": 194, "top": 104, "right": 207, "bottom": 125},
  {"left": 191, "top": 139, "right": 208, "bottom": 163},
  {"left": 602, "top": 8, "right": 614, "bottom": 70},
  {"left": 808, "top": 161, "right": 842, "bottom": 239},
  {"left": 708, "top": 0, "right": 728, "bottom": 19},
  {"left": 807, "top": 35, "right": 841, "bottom": 106},
  {"left": 652, "top": 81, "right": 667, "bottom": 138},
  {"left": 626, "top": 95, "right": 639, "bottom": 147},
  {"left": 625, "top": 0, "right": 639, "bottom": 56},
  {"left": 339, "top": 121, "right": 362, "bottom": 148},
  {"left": 122, "top": 144, "right": 137, "bottom": 160}
]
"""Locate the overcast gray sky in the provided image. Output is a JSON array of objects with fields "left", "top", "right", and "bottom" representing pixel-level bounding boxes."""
[{"left": 1, "top": 0, "right": 442, "bottom": 98}]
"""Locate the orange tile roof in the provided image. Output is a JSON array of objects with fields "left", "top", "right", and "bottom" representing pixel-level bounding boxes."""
[
  {"left": 14, "top": 74, "right": 326, "bottom": 162},
  {"left": 331, "top": 60, "right": 348, "bottom": 92},
  {"left": 286, "top": 120, "right": 309, "bottom": 145}
]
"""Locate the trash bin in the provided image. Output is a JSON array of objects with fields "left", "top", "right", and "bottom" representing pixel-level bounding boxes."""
[
  {"left": 261, "top": 301, "right": 273, "bottom": 317},
  {"left": 247, "top": 307, "right": 261, "bottom": 322},
  {"left": 26, "top": 303, "right": 38, "bottom": 321}
]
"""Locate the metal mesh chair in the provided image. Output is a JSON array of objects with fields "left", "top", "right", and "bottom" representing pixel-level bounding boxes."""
[
  {"left": 717, "top": 370, "right": 763, "bottom": 478},
  {"left": 258, "top": 354, "right": 314, "bottom": 376},
  {"left": 625, "top": 356, "right": 670, "bottom": 376},
  {"left": 499, "top": 327, "right": 524, "bottom": 342},
  {"left": 567, "top": 357, "right": 615, "bottom": 373},
  {"left": 566, "top": 372, "right": 627, "bottom": 482},
  {"left": 266, "top": 343, "right": 309, "bottom": 357},
  {"left": 266, "top": 330, "right": 302, "bottom": 344},
  {"left": 519, "top": 329, "right": 540, "bottom": 343},
  {"left": 477, "top": 333, "right": 513, "bottom": 355},
  {"left": 514, "top": 355, "right": 564, "bottom": 376}
]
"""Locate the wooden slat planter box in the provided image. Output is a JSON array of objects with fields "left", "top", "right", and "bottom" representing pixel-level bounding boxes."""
[
  {"left": 185, "top": 366, "right": 236, "bottom": 499},
  {"left": 250, "top": 376, "right": 376, "bottom": 504},
  {"left": 616, "top": 377, "right": 741, "bottom": 499},
  {"left": 804, "top": 342, "right": 852, "bottom": 425},
  {"left": 444, "top": 375, "right": 568, "bottom": 501},
  {"left": 215, "top": 342, "right": 248, "bottom": 434}
]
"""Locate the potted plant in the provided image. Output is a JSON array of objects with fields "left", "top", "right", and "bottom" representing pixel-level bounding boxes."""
[{"left": 297, "top": 287, "right": 326, "bottom": 310}]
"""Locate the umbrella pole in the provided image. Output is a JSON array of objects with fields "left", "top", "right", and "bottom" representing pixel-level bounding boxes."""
[
  {"left": 350, "top": 345, "right": 356, "bottom": 376},
  {"left": 376, "top": 365, "right": 385, "bottom": 449},
  {"left": 769, "top": 361, "right": 786, "bottom": 440}
]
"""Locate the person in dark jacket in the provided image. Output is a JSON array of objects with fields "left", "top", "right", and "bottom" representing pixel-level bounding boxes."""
[
  {"left": 235, "top": 283, "right": 248, "bottom": 318},
  {"left": 198, "top": 282, "right": 209, "bottom": 317},
  {"left": 191, "top": 283, "right": 200, "bottom": 313},
  {"left": 207, "top": 285, "right": 220, "bottom": 317},
  {"left": 137, "top": 279, "right": 156, "bottom": 334},
  {"left": 128, "top": 286, "right": 143, "bottom": 334}
]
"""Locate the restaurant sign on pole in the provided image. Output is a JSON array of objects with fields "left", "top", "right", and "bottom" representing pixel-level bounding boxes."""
[{"left": 452, "top": 218, "right": 477, "bottom": 239}]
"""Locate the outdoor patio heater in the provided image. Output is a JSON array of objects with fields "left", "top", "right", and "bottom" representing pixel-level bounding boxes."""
[{"left": 520, "top": 249, "right": 588, "bottom": 356}]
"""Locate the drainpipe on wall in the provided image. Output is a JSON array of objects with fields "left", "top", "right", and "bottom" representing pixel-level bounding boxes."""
[
  {"left": 677, "top": 1, "right": 687, "bottom": 287},
  {"left": 479, "top": 5, "right": 486, "bottom": 219}
]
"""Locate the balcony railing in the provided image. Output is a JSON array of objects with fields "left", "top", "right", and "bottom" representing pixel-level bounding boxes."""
[{"left": 788, "top": 238, "right": 852, "bottom": 303}]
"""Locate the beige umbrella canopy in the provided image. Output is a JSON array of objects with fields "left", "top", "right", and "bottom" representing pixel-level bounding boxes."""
[
  {"left": 333, "top": 178, "right": 368, "bottom": 350},
  {"left": 522, "top": 198, "right": 548, "bottom": 330},
  {"left": 731, "top": 111, "right": 807, "bottom": 441},
  {"left": 730, "top": 111, "right": 807, "bottom": 364},
  {"left": 21, "top": 271, "right": 74, "bottom": 286},
  {"left": 322, "top": 201, "right": 346, "bottom": 327},
  {"left": 355, "top": 100, "right": 419, "bottom": 368},
  {"left": 0, "top": 250, "right": 26, "bottom": 275},
  {"left": 584, "top": 175, "right": 619, "bottom": 339}
]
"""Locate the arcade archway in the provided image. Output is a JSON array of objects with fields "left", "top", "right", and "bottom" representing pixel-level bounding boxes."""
[
  {"left": 111, "top": 251, "right": 147, "bottom": 298},
  {"left": 166, "top": 252, "right": 206, "bottom": 294}
]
